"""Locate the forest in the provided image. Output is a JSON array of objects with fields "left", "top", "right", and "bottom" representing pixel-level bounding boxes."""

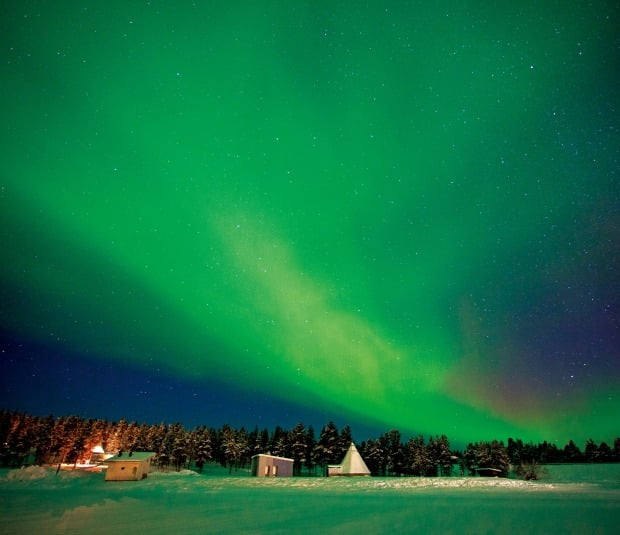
[{"left": 1, "top": 409, "right": 618, "bottom": 479}]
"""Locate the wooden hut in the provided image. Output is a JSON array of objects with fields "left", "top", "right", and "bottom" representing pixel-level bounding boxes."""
[
  {"left": 251, "top": 454, "right": 294, "bottom": 477},
  {"left": 104, "top": 451, "right": 156, "bottom": 481},
  {"left": 476, "top": 467, "right": 504, "bottom": 477}
]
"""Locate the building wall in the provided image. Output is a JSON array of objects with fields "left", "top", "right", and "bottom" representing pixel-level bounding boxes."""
[{"left": 251, "top": 455, "right": 294, "bottom": 477}]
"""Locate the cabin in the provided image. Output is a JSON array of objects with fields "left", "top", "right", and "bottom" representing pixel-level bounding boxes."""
[
  {"left": 476, "top": 467, "right": 504, "bottom": 477},
  {"left": 104, "top": 451, "right": 156, "bottom": 481},
  {"left": 327, "top": 464, "right": 344, "bottom": 476},
  {"left": 328, "top": 443, "right": 371, "bottom": 476},
  {"left": 251, "top": 454, "right": 294, "bottom": 477}
]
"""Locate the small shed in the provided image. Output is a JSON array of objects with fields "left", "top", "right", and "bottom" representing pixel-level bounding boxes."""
[
  {"left": 327, "top": 464, "right": 343, "bottom": 476},
  {"left": 251, "top": 454, "right": 294, "bottom": 477},
  {"left": 476, "top": 467, "right": 503, "bottom": 477},
  {"left": 104, "top": 451, "right": 156, "bottom": 481}
]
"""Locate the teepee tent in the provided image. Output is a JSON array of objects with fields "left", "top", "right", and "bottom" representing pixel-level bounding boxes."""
[{"left": 328, "top": 443, "right": 371, "bottom": 476}]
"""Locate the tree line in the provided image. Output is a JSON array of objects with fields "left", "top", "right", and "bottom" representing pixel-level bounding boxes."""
[{"left": 1, "top": 410, "right": 618, "bottom": 477}]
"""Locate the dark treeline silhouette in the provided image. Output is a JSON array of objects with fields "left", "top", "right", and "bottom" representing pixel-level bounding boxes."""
[{"left": 1, "top": 410, "right": 618, "bottom": 476}]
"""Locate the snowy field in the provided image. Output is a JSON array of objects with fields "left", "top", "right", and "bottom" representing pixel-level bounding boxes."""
[{"left": 1, "top": 465, "right": 619, "bottom": 534}]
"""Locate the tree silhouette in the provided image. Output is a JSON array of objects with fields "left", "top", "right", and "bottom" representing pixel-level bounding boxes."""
[
  {"left": 290, "top": 422, "right": 307, "bottom": 476},
  {"left": 0, "top": 409, "right": 618, "bottom": 477}
]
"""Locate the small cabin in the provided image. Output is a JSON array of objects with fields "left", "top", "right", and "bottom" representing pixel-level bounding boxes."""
[
  {"left": 104, "top": 451, "right": 156, "bottom": 481},
  {"left": 251, "top": 454, "right": 294, "bottom": 477},
  {"left": 327, "top": 464, "right": 343, "bottom": 476},
  {"left": 476, "top": 467, "right": 504, "bottom": 477}
]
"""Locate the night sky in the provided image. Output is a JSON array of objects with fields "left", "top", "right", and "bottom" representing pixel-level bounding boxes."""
[{"left": 1, "top": 1, "right": 618, "bottom": 447}]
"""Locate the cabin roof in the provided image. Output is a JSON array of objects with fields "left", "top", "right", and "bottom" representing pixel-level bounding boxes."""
[
  {"left": 107, "top": 451, "right": 156, "bottom": 462},
  {"left": 251, "top": 453, "right": 294, "bottom": 462}
]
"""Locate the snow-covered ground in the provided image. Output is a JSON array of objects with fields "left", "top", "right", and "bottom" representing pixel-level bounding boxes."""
[{"left": 1, "top": 464, "right": 619, "bottom": 534}]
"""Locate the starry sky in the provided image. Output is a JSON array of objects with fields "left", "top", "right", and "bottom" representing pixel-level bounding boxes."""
[{"left": 1, "top": 1, "right": 618, "bottom": 447}]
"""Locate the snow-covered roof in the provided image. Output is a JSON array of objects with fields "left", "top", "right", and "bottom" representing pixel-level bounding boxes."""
[
  {"left": 107, "top": 452, "right": 156, "bottom": 462},
  {"left": 251, "top": 453, "right": 294, "bottom": 462}
]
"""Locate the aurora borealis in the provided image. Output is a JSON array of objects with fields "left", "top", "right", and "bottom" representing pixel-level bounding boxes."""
[{"left": 1, "top": 1, "right": 618, "bottom": 446}]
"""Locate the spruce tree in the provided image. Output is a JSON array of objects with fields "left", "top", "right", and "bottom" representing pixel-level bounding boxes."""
[
  {"left": 290, "top": 422, "right": 307, "bottom": 476},
  {"left": 314, "top": 421, "right": 339, "bottom": 474},
  {"left": 305, "top": 426, "right": 316, "bottom": 475}
]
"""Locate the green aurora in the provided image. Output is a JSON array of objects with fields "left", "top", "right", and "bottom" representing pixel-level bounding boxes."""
[{"left": 1, "top": 1, "right": 618, "bottom": 445}]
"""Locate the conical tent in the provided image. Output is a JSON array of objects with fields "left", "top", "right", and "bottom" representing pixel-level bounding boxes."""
[{"left": 339, "top": 443, "right": 371, "bottom": 476}]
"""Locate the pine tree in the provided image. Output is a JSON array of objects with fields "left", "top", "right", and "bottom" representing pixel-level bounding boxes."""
[
  {"left": 257, "top": 428, "right": 270, "bottom": 454},
  {"left": 238, "top": 427, "right": 250, "bottom": 468},
  {"left": 6, "top": 413, "right": 33, "bottom": 466},
  {"left": 247, "top": 426, "right": 260, "bottom": 456},
  {"left": 211, "top": 427, "right": 225, "bottom": 466},
  {"left": 338, "top": 425, "right": 353, "bottom": 460},
  {"left": 133, "top": 424, "right": 151, "bottom": 452},
  {"left": 34, "top": 415, "right": 54, "bottom": 465},
  {"left": 305, "top": 426, "right": 316, "bottom": 475},
  {"left": 109, "top": 419, "right": 129, "bottom": 454},
  {"left": 269, "top": 426, "right": 290, "bottom": 458},
  {"left": 290, "top": 422, "right": 307, "bottom": 476},
  {"left": 88, "top": 419, "right": 113, "bottom": 454},
  {"left": 362, "top": 439, "right": 385, "bottom": 476},
  {"left": 386, "top": 430, "right": 404, "bottom": 476},
  {"left": 148, "top": 423, "right": 168, "bottom": 455},
  {"left": 405, "top": 436, "right": 434, "bottom": 476},
  {"left": 598, "top": 441, "right": 612, "bottom": 463},
  {"left": 48, "top": 417, "right": 68, "bottom": 465},
  {"left": 430, "top": 434, "right": 453, "bottom": 476},
  {"left": 159, "top": 423, "right": 185, "bottom": 469},
  {"left": 221, "top": 425, "right": 248, "bottom": 473},
  {"left": 462, "top": 443, "right": 477, "bottom": 476},
  {"left": 123, "top": 421, "right": 140, "bottom": 452},
  {"left": 537, "top": 441, "right": 561, "bottom": 463},
  {"left": 194, "top": 427, "right": 213, "bottom": 473},
  {"left": 563, "top": 440, "right": 584, "bottom": 462},
  {"left": 314, "top": 421, "right": 339, "bottom": 474},
  {"left": 585, "top": 439, "right": 599, "bottom": 463},
  {"left": 507, "top": 437, "right": 523, "bottom": 465},
  {"left": 173, "top": 432, "right": 189, "bottom": 471},
  {"left": 474, "top": 440, "right": 510, "bottom": 476}
]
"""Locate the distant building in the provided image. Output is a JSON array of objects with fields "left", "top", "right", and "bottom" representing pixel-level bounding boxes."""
[
  {"left": 328, "top": 443, "right": 371, "bottom": 476},
  {"left": 476, "top": 467, "right": 503, "bottom": 477},
  {"left": 104, "top": 451, "right": 156, "bottom": 481},
  {"left": 327, "top": 464, "right": 343, "bottom": 476},
  {"left": 251, "top": 454, "right": 294, "bottom": 477},
  {"left": 88, "top": 445, "right": 114, "bottom": 465}
]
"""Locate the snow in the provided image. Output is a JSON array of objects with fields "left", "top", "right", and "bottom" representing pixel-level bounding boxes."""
[{"left": 1, "top": 465, "right": 619, "bottom": 534}]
